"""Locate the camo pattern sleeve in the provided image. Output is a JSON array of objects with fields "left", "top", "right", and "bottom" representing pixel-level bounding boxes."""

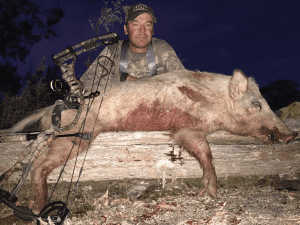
[
  {"left": 80, "top": 41, "right": 122, "bottom": 94},
  {"left": 80, "top": 38, "right": 185, "bottom": 92},
  {"left": 152, "top": 38, "right": 186, "bottom": 75}
]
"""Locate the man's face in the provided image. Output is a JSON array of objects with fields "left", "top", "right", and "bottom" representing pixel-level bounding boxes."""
[{"left": 124, "top": 13, "right": 154, "bottom": 53}]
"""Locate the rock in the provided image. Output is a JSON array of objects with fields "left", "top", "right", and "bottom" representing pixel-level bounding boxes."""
[
  {"left": 126, "top": 181, "right": 149, "bottom": 201},
  {"left": 275, "top": 101, "right": 300, "bottom": 121}
]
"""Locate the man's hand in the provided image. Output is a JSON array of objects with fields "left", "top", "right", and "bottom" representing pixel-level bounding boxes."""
[
  {"left": 120, "top": 73, "right": 138, "bottom": 82},
  {"left": 126, "top": 75, "right": 138, "bottom": 81}
]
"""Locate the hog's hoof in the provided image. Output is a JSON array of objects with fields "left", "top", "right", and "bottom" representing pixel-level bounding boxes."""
[
  {"left": 198, "top": 185, "right": 217, "bottom": 198},
  {"left": 197, "top": 188, "right": 205, "bottom": 197},
  {"left": 202, "top": 176, "right": 217, "bottom": 198},
  {"left": 28, "top": 199, "right": 42, "bottom": 215},
  {"left": 207, "top": 183, "right": 217, "bottom": 198}
]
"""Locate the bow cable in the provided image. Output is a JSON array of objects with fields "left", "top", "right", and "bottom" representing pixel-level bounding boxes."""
[
  {"left": 65, "top": 43, "right": 120, "bottom": 212},
  {"left": 47, "top": 41, "right": 120, "bottom": 212}
]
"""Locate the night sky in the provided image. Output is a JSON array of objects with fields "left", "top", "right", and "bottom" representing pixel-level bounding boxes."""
[{"left": 14, "top": 0, "right": 300, "bottom": 89}]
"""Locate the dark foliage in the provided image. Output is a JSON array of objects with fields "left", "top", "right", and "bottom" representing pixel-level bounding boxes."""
[
  {"left": 0, "top": 58, "right": 65, "bottom": 130},
  {"left": 260, "top": 79, "right": 300, "bottom": 111},
  {"left": 0, "top": 62, "right": 22, "bottom": 95},
  {"left": 0, "top": 0, "right": 129, "bottom": 132},
  {"left": 0, "top": 0, "right": 64, "bottom": 62},
  {"left": 0, "top": 0, "right": 64, "bottom": 95}
]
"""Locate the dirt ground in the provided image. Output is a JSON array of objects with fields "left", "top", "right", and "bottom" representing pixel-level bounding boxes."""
[{"left": 1, "top": 175, "right": 300, "bottom": 225}]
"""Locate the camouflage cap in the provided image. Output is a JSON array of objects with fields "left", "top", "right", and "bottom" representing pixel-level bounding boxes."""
[{"left": 125, "top": 3, "right": 157, "bottom": 24}]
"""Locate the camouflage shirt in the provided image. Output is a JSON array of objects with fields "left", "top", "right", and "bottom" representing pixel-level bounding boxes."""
[{"left": 80, "top": 38, "right": 185, "bottom": 94}]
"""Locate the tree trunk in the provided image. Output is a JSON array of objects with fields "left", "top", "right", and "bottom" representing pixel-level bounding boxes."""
[{"left": 1, "top": 130, "right": 299, "bottom": 182}]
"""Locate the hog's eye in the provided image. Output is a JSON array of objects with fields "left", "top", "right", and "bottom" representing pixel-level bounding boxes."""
[{"left": 253, "top": 102, "right": 261, "bottom": 110}]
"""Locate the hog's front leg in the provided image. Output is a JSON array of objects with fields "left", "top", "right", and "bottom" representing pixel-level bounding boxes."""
[{"left": 174, "top": 129, "right": 217, "bottom": 198}]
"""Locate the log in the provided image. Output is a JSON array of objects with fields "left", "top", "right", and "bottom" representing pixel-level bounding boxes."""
[{"left": 1, "top": 129, "right": 299, "bottom": 183}]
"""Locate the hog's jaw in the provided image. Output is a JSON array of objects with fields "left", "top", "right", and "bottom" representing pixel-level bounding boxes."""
[{"left": 228, "top": 70, "right": 298, "bottom": 144}]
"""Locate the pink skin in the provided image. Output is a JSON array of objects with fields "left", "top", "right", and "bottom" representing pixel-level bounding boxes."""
[
  {"left": 24, "top": 70, "right": 297, "bottom": 213},
  {"left": 173, "top": 129, "right": 217, "bottom": 197},
  {"left": 124, "top": 13, "right": 154, "bottom": 81},
  {"left": 124, "top": 13, "right": 154, "bottom": 53}
]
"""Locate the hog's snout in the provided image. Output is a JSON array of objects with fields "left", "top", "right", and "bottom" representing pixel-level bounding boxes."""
[
  {"left": 285, "top": 132, "right": 298, "bottom": 144},
  {"left": 260, "top": 127, "right": 298, "bottom": 144}
]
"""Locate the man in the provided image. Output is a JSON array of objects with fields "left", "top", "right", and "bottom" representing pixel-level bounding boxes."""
[{"left": 80, "top": 3, "right": 185, "bottom": 94}]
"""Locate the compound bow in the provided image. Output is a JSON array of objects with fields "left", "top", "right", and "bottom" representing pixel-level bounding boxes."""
[{"left": 0, "top": 32, "right": 120, "bottom": 224}]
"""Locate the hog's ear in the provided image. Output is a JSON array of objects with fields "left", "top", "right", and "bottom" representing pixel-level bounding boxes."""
[
  {"left": 247, "top": 77, "right": 260, "bottom": 93},
  {"left": 229, "top": 69, "right": 248, "bottom": 101}
]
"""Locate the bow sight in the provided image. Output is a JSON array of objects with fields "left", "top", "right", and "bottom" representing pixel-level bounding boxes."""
[{"left": 0, "top": 32, "right": 119, "bottom": 224}]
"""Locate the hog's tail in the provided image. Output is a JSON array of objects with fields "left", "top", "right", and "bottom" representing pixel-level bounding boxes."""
[{"left": 0, "top": 104, "right": 55, "bottom": 134}]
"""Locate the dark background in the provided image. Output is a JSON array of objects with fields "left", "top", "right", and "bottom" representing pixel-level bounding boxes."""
[
  {"left": 11, "top": 0, "right": 300, "bottom": 86},
  {"left": 1, "top": 0, "right": 300, "bottom": 116}
]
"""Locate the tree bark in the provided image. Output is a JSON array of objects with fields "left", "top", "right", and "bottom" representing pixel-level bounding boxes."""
[{"left": 1, "top": 130, "right": 299, "bottom": 182}]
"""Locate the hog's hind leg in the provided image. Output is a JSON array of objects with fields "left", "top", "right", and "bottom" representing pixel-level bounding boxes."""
[
  {"left": 174, "top": 129, "right": 217, "bottom": 198},
  {"left": 29, "top": 137, "right": 90, "bottom": 214}
]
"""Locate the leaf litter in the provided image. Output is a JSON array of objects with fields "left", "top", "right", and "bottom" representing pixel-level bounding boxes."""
[{"left": 1, "top": 175, "right": 300, "bottom": 224}]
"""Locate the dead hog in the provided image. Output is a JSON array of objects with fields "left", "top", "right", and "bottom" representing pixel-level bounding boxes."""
[{"left": 1, "top": 69, "right": 297, "bottom": 213}]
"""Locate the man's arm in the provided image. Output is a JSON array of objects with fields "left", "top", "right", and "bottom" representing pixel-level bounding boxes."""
[
  {"left": 80, "top": 43, "right": 121, "bottom": 92},
  {"left": 157, "top": 39, "right": 186, "bottom": 73},
  {"left": 123, "top": 39, "right": 186, "bottom": 81}
]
